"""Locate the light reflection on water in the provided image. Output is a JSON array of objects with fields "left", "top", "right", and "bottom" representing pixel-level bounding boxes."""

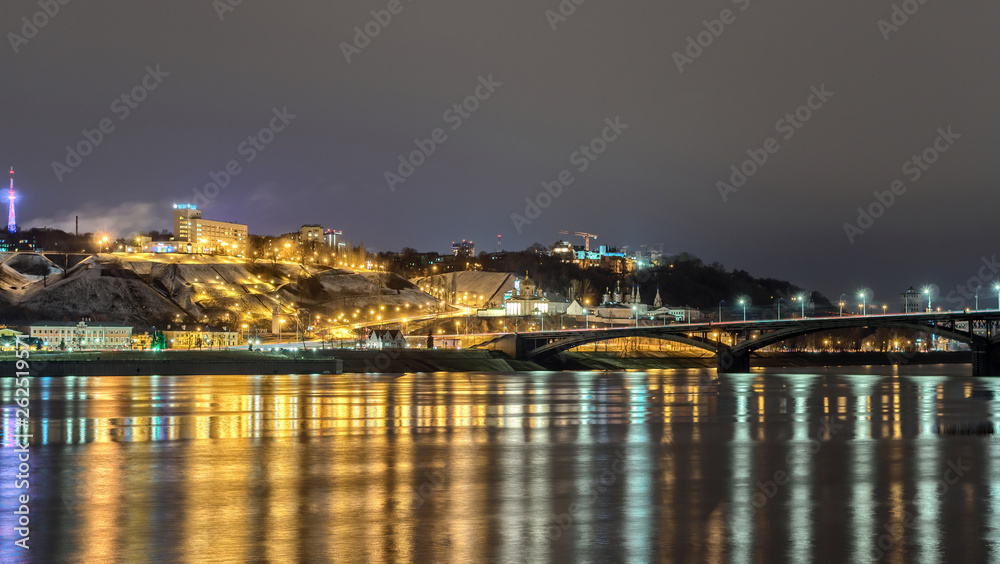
[{"left": 2, "top": 367, "right": 999, "bottom": 563}]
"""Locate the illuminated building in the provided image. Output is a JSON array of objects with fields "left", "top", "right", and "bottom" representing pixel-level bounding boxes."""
[
  {"left": 0, "top": 327, "right": 24, "bottom": 349},
  {"left": 503, "top": 276, "right": 549, "bottom": 316},
  {"left": 162, "top": 324, "right": 240, "bottom": 349},
  {"left": 172, "top": 204, "right": 247, "bottom": 255},
  {"left": 551, "top": 240, "right": 574, "bottom": 260},
  {"left": 366, "top": 329, "right": 405, "bottom": 349},
  {"left": 324, "top": 228, "right": 345, "bottom": 250},
  {"left": 26, "top": 321, "right": 133, "bottom": 350},
  {"left": 299, "top": 225, "right": 323, "bottom": 246},
  {"left": 452, "top": 239, "right": 475, "bottom": 258}
]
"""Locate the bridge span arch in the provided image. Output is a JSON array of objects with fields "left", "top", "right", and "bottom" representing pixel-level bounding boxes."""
[
  {"left": 523, "top": 328, "right": 722, "bottom": 360},
  {"left": 731, "top": 320, "right": 978, "bottom": 355},
  {"left": 490, "top": 311, "right": 1000, "bottom": 376}
]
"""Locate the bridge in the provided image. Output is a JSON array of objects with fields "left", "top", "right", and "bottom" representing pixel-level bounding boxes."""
[{"left": 475, "top": 311, "right": 1000, "bottom": 375}]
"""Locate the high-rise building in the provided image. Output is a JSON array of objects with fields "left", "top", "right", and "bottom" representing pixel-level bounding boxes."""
[
  {"left": 452, "top": 239, "right": 475, "bottom": 258},
  {"left": 324, "top": 229, "right": 344, "bottom": 249},
  {"left": 172, "top": 204, "right": 247, "bottom": 255}
]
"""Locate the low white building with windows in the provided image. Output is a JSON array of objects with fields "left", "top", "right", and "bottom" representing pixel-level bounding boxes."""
[
  {"left": 367, "top": 329, "right": 406, "bottom": 349},
  {"left": 667, "top": 306, "right": 703, "bottom": 323},
  {"left": 27, "top": 321, "right": 133, "bottom": 350}
]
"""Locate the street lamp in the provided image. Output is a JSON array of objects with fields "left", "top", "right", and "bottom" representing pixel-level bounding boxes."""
[
  {"left": 882, "top": 305, "right": 887, "bottom": 315},
  {"left": 632, "top": 306, "right": 638, "bottom": 327},
  {"left": 797, "top": 293, "right": 806, "bottom": 318},
  {"left": 922, "top": 287, "right": 932, "bottom": 312},
  {"left": 976, "top": 285, "right": 982, "bottom": 310},
  {"left": 278, "top": 318, "right": 285, "bottom": 344},
  {"left": 996, "top": 282, "right": 1000, "bottom": 310},
  {"left": 738, "top": 298, "right": 747, "bottom": 322},
  {"left": 858, "top": 291, "right": 868, "bottom": 316},
  {"left": 583, "top": 308, "right": 589, "bottom": 329},
  {"left": 839, "top": 293, "right": 847, "bottom": 317}
]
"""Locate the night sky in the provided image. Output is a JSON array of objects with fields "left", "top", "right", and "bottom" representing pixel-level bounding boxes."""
[{"left": 2, "top": 1, "right": 996, "bottom": 304}]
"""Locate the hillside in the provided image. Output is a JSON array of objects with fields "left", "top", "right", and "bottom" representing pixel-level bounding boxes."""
[
  {"left": 410, "top": 271, "right": 519, "bottom": 307},
  {"left": 0, "top": 253, "right": 442, "bottom": 329}
]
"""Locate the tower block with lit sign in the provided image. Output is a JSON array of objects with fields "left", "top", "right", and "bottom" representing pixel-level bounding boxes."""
[{"left": 171, "top": 203, "right": 247, "bottom": 255}]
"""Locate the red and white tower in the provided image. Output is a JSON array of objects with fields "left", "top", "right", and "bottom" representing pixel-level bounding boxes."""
[{"left": 7, "top": 167, "right": 15, "bottom": 233}]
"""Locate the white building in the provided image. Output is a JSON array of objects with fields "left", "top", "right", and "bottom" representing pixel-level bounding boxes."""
[
  {"left": 172, "top": 203, "right": 248, "bottom": 255},
  {"left": 667, "top": 306, "right": 703, "bottom": 323},
  {"left": 596, "top": 282, "right": 647, "bottom": 320},
  {"left": 477, "top": 308, "right": 506, "bottom": 318},
  {"left": 367, "top": 329, "right": 405, "bottom": 349},
  {"left": 27, "top": 321, "right": 133, "bottom": 350},
  {"left": 565, "top": 300, "right": 585, "bottom": 316},
  {"left": 504, "top": 276, "right": 549, "bottom": 316}
]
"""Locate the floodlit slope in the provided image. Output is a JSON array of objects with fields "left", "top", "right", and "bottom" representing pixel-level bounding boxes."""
[
  {"left": 411, "top": 271, "right": 518, "bottom": 306},
  {"left": 0, "top": 253, "right": 441, "bottom": 328}
]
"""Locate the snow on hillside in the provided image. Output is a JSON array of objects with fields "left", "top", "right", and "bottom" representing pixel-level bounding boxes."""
[
  {"left": 0, "top": 253, "right": 441, "bottom": 329},
  {"left": 411, "top": 271, "right": 518, "bottom": 306}
]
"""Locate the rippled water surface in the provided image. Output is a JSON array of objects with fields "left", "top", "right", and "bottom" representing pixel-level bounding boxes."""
[{"left": 4, "top": 366, "right": 1000, "bottom": 563}]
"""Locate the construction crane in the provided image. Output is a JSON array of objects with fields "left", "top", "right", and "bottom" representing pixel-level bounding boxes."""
[{"left": 558, "top": 231, "right": 598, "bottom": 252}]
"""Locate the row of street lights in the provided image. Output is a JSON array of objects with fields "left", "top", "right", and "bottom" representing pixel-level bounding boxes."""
[
  {"left": 724, "top": 293, "right": 810, "bottom": 322},
  {"left": 725, "top": 283, "right": 1000, "bottom": 322},
  {"left": 840, "top": 283, "right": 1000, "bottom": 316}
]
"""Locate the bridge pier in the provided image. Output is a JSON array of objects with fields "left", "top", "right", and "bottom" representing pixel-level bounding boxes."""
[
  {"left": 492, "top": 334, "right": 522, "bottom": 359},
  {"left": 717, "top": 347, "right": 751, "bottom": 374},
  {"left": 972, "top": 340, "right": 1000, "bottom": 376}
]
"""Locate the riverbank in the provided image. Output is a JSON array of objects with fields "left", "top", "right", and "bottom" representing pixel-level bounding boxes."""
[
  {"left": 0, "top": 349, "right": 542, "bottom": 376},
  {"left": 0, "top": 350, "right": 344, "bottom": 376}
]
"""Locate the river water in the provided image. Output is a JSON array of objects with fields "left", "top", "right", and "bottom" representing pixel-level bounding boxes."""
[{"left": 3, "top": 366, "right": 1000, "bottom": 563}]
